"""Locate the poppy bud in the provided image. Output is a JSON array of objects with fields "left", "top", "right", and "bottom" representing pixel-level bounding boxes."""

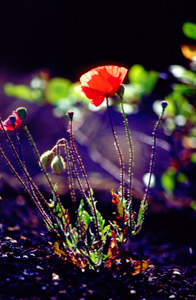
[
  {"left": 16, "top": 107, "right": 27, "bottom": 121},
  {"left": 67, "top": 110, "right": 74, "bottom": 120},
  {"left": 51, "top": 155, "right": 66, "bottom": 175},
  {"left": 9, "top": 116, "right": 16, "bottom": 126},
  {"left": 116, "top": 85, "right": 125, "bottom": 98},
  {"left": 40, "top": 150, "right": 54, "bottom": 169},
  {"left": 161, "top": 101, "right": 168, "bottom": 110}
]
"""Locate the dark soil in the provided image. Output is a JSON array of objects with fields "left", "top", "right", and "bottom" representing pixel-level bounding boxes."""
[{"left": 1, "top": 203, "right": 196, "bottom": 300}]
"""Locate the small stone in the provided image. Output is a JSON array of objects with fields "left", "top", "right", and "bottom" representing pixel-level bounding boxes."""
[
  {"left": 59, "top": 290, "right": 67, "bottom": 294},
  {"left": 19, "top": 276, "right": 25, "bottom": 281},
  {"left": 173, "top": 271, "right": 181, "bottom": 275},
  {"left": 52, "top": 273, "right": 60, "bottom": 280},
  {"left": 36, "top": 265, "right": 44, "bottom": 270}
]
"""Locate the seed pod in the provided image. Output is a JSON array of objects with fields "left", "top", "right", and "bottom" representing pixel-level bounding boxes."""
[
  {"left": 40, "top": 150, "right": 54, "bottom": 169},
  {"left": 16, "top": 107, "right": 27, "bottom": 121},
  {"left": 51, "top": 155, "right": 66, "bottom": 174},
  {"left": 9, "top": 116, "right": 16, "bottom": 126},
  {"left": 161, "top": 100, "right": 168, "bottom": 109}
]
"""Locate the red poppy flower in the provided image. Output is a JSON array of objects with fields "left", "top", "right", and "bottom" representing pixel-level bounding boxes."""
[
  {"left": 75, "top": 65, "right": 128, "bottom": 106},
  {"left": 0, "top": 107, "right": 27, "bottom": 131}
]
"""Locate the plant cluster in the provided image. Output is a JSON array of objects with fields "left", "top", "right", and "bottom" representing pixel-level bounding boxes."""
[{"left": 0, "top": 66, "right": 167, "bottom": 272}]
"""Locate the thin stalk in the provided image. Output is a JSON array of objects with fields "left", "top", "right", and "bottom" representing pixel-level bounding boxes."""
[
  {"left": 14, "top": 127, "right": 23, "bottom": 163},
  {"left": 68, "top": 142, "right": 89, "bottom": 202},
  {"left": 14, "top": 126, "right": 52, "bottom": 224},
  {"left": 142, "top": 102, "right": 167, "bottom": 206},
  {"left": 119, "top": 95, "right": 134, "bottom": 231},
  {"left": 106, "top": 98, "right": 125, "bottom": 237},
  {"left": 0, "top": 118, "right": 56, "bottom": 228},
  {"left": 132, "top": 102, "right": 168, "bottom": 235},
  {"left": 0, "top": 143, "right": 53, "bottom": 230},
  {"left": 24, "top": 127, "right": 72, "bottom": 235},
  {"left": 25, "top": 127, "right": 66, "bottom": 208},
  {"left": 67, "top": 112, "right": 101, "bottom": 245},
  {"left": 62, "top": 140, "right": 77, "bottom": 205},
  {"left": 24, "top": 125, "right": 57, "bottom": 195}
]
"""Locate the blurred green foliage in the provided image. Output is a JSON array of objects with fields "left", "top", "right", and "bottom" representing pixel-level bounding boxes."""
[
  {"left": 160, "top": 22, "right": 196, "bottom": 204},
  {"left": 182, "top": 22, "right": 196, "bottom": 40},
  {"left": 127, "top": 64, "right": 158, "bottom": 97}
]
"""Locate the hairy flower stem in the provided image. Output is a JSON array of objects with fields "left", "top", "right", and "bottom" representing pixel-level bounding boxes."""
[
  {"left": 106, "top": 98, "right": 125, "bottom": 237},
  {"left": 14, "top": 127, "right": 23, "bottom": 163},
  {"left": 25, "top": 127, "right": 65, "bottom": 206},
  {"left": 0, "top": 143, "right": 53, "bottom": 230},
  {"left": 24, "top": 125, "right": 55, "bottom": 193},
  {"left": 24, "top": 128, "right": 72, "bottom": 234},
  {"left": 133, "top": 102, "right": 168, "bottom": 235},
  {"left": 68, "top": 114, "right": 101, "bottom": 245},
  {"left": 14, "top": 126, "right": 47, "bottom": 220},
  {"left": 119, "top": 96, "right": 134, "bottom": 231},
  {"left": 57, "top": 139, "right": 77, "bottom": 205},
  {"left": 0, "top": 118, "right": 56, "bottom": 230},
  {"left": 143, "top": 103, "right": 167, "bottom": 206}
]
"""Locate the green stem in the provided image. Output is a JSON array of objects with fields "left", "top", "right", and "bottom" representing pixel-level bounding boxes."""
[
  {"left": 106, "top": 98, "right": 125, "bottom": 237},
  {"left": 119, "top": 96, "right": 134, "bottom": 231},
  {"left": 143, "top": 104, "right": 166, "bottom": 206},
  {"left": 133, "top": 102, "right": 168, "bottom": 235},
  {"left": 0, "top": 142, "right": 53, "bottom": 231},
  {"left": 24, "top": 127, "right": 70, "bottom": 234},
  {"left": 68, "top": 115, "right": 101, "bottom": 245},
  {"left": 0, "top": 118, "right": 56, "bottom": 231}
]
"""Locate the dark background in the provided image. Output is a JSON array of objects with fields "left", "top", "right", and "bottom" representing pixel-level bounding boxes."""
[{"left": 0, "top": 0, "right": 195, "bottom": 81}]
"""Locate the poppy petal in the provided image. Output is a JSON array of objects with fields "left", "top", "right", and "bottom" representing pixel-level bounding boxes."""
[
  {"left": 82, "top": 86, "right": 105, "bottom": 98},
  {"left": 75, "top": 65, "right": 128, "bottom": 106},
  {"left": 90, "top": 95, "right": 105, "bottom": 107},
  {"left": 0, "top": 111, "right": 23, "bottom": 131},
  {"left": 80, "top": 71, "right": 112, "bottom": 92}
]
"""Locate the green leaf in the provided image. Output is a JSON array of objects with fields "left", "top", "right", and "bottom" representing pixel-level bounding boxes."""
[
  {"left": 70, "top": 228, "right": 78, "bottom": 246},
  {"left": 182, "top": 22, "right": 196, "bottom": 40},
  {"left": 164, "top": 95, "right": 176, "bottom": 116},
  {"left": 190, "top": 152, "right": 196, "bottom": 163},
  {"left": 46, "top": 77, "right": 71, "bottom": 105},
  {"left": 177, "top": 172, "right": 188, "bottom": 183},
  {"left": 128, "top": 65, "right": 147, "bottom": 83},
  {"left": 65, "top": 234, "right": 74, "bottom": 249},
  {"left": 144, "top": 70, "right": 159, "bottom": 94},
  {"left": 102, "top": 224, "right": 111, "bottom": 236},
  {"left": 96, "top": 210, "right": 105, "bottom": 231},
  {"left": 161, "top": 168, "right": 176, "bottom": 192},
  {"left": 137, "top": 200, "right": 148, "bottom": 227},
  {"left": 169, "top": 65, "right": 196, "bottom": 84},
  {"left": 173, "top": 84, "right": 195, "bottom": 96},
  {"left": 128, "top": 65, "right": 158, "bottom": 95},
  {"left": 82, "top": 210, "right": 91, "bottom": 227},
  {"left": 191, "top": 200, "right": 196, "bottom": 212},
  {"left": 4, "top": 83, "right": 32, "bottom": 101}
]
